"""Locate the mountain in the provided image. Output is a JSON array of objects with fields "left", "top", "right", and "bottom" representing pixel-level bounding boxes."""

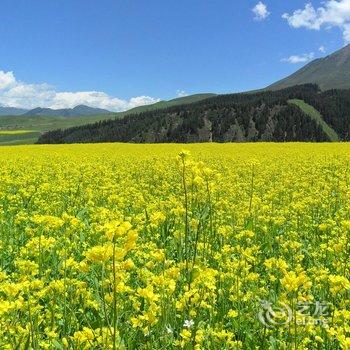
[
  {"left": 37, "top": 84, "right": 350, "bottom": 145},
  {"left": 268, "top": 44, "right": 350, "bottom": 91},
  {"left": 3, "top": 94, "right": 215, "bottom": 118},
  {"left": 25, "top": 105, "right": 112, "bottom": 117},
  {"left": 0, "top": 106, "right": 28, "bottom": 116}
]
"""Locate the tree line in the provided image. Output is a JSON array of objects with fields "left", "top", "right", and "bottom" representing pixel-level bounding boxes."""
[{"left": 37, "top": 84, "right": 349, "bottom": 144}]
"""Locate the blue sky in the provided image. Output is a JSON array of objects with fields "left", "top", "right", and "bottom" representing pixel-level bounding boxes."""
[{"left": 0, "top": 0, "right": 349, "bottom": 110}]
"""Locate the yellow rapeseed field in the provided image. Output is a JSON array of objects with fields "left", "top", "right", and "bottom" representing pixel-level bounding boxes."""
[
  {"left": 0, "top": 130, "right": 35, "bottom": 135},
  {"left": 0, "top": 143, "right": 349, "bottom": 349}
]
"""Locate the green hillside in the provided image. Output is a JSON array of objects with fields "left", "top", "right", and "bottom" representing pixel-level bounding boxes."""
[
  {"left": 288, "top": 99, "right": 339, "bottom": 142},
  {"left": 115, "top": 93, "right": 216, "bottom": 117}
]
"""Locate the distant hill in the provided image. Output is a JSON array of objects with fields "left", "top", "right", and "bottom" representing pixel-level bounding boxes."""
[
  {"left": 0, "top": 106, "right": 28, "bottom": 116},
  {"left": 1, "top": 94, "right": 215, "bottom": 118},
  {"left": 37, "top": 84, "right": 350, "bottom": 145},
  {"left": 25, "top": 105, "right": 112, "bottom": 117},
  {"left": 0, "top": 94, "right": 215, "bottom": 145},
  {"left": 268, "top": 44, "right": 350, "bottom": 91},
  {"left": 119, "top": 94, "right": 217, "bottom": 116}
]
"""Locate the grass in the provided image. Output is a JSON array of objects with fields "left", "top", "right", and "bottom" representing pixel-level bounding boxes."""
[
  {"left": 288, "top": 99, "right": 340, "bottom": 142},
  {"left": 0, "top": 131, "right": 41, "bottom": 144},
  {"left": 0, "top": 114, "right": 117, "bottom": 145}
]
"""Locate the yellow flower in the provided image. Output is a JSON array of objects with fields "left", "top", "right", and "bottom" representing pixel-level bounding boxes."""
[
  {"left": 329, "top": 275, "right": 350, "bottom": 295},
  {"left": 281, "top": 271, "right": 312, "bottom": 293},
  {"left": 84, "top": 244, "right": 113, "bottom": 263},
  {"left": 73, "top": 327, "right": 95, "bottom": 343},
  {"left": 227, "top": 309, "right": 239, "bottom": 318}
]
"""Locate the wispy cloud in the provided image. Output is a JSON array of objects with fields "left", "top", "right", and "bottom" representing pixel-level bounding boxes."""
[
  {"left": 282, "top": 0, "right": 350, "bottom": 43},
  {"left": 176, "top": 90, "right": 188, "bottom": 98},
  {"left": 252, "top": 2, "right": 270, "bottom": 21},
  {"left": 0, "top": 70, "right": 160, "bottom": 111},
  {"left": 319, "top": 45, "right": 326, "bottom": 53},
  {"left": 281, "top": 52, "right": 315, "bottom": 64}
]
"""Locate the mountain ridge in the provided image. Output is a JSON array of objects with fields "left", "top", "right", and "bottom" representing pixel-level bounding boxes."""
[
  {"left": 0, "top": 106, "right": 29, "bottom": 116},
  {"left": 0, "top": 94, "right": 216, "bottom": 118},
  {"left": 267, "top": 44, "right": 350, "bottom": 91},
  {"left": 24, "top": 105, "right": 113, "bottom": 117}
]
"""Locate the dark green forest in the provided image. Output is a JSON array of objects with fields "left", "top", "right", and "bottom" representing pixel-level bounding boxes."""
[{"left": 37, "top": 84, "right": 350, "bottom": 144}]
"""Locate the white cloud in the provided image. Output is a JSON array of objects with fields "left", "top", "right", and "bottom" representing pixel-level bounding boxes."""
[
  {"left": 319, "top": 45, "right": 326, "bottom": 53},
  {"left": 252, "top": 2, "right": 270, "bottom": 20},
  {"left": 0, "top": 71, "right": 16, "bottom": 90},
  {"left": 176, "top": 90, "right": 188, "bottom": 97},
  {"left": 50, "top": 92, "right": 158, "bottom": 111},
  {"left": 0, "top": 70, "right": 160, "bottom": 111},
  {"left": 281, "top": 52, "right": 315, "bottom": 64},
  {"left": 283, "top": 0, "right": 350, "bottom": 42},
  {"left": 344, "top": 23, "right": 350, "bottom": 41}
]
